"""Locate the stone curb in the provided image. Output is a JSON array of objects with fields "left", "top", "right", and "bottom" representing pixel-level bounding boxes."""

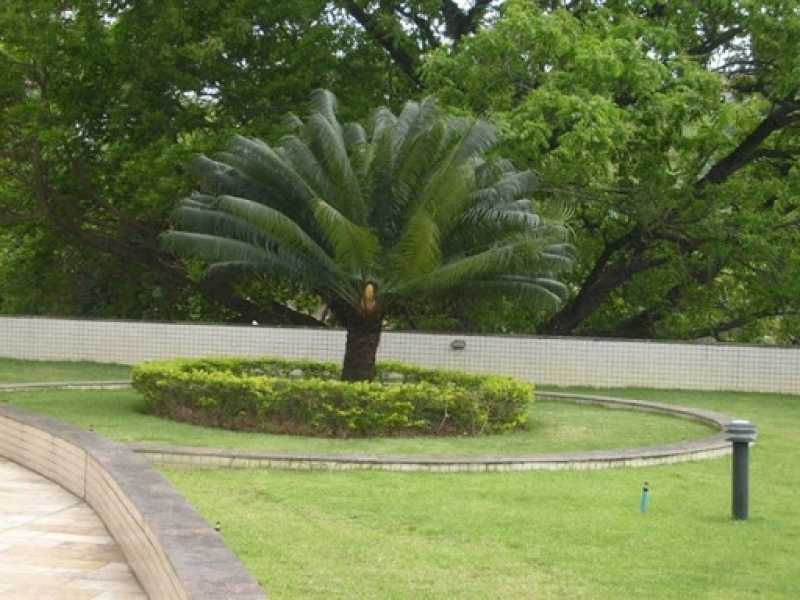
[
  {"left": 0, "top": 380, "right": 132, "bottom": 392},
  {"left": 132, "top": 391, "right": 738, "bottom": 472},
  {"left": 0, "top": 381, "right": 739, "bottom": 472},
  {"left": 0, "top": 404, "right": 266, "bottom": 600}
]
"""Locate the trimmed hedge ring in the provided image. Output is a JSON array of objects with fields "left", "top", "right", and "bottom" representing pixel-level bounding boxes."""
[{"left": 132, "top": 357, "right": 534, "bottom": 438}]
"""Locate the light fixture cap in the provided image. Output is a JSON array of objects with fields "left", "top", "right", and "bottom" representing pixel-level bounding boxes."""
[{"left": 726, "top": 419, "right": 757, "bottom": 443}]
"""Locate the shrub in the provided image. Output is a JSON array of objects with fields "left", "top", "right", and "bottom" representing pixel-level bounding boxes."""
[{"left": 131, "top": 357, "right": 533, "bottom": 438}]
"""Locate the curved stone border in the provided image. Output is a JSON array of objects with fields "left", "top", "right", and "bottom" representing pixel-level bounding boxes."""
[
  {"left": 0, "top": 404, "right": 265, "bottom": 600},
  {"left": 0, "top": 382, "right": 741, "bottom": 472},
  {"left": 0, "top": 380, "right": 132, "bottom": 392}
]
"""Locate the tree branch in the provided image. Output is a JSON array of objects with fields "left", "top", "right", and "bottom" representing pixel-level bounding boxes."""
[
  {"left": 686, "top": 308, "right": 800, "bottom": 340},
  {"left": 395, "top": 6, "right": 439, "bottom": 49},
  {"left": 441, "top": 0, "right": 492, "bottom": 41},
  {"left": 689, "top": 26, "right": 744, "bottom": 57},
  {"left": 337, "top": 0, "right": 421, "bottom": 86},
  {"left": 540, "top": 228, "right": 666, "bottom": 335},
  {"left": 696, "top": 97, "right": 800, "bottom": 188},
  {"left": 26, "top": 145, "right": 324, "bottom": 327}
]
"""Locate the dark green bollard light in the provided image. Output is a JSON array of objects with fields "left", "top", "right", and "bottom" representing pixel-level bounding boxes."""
[{"left": 726, "top": 420, "right": 757, "bottom": 520}]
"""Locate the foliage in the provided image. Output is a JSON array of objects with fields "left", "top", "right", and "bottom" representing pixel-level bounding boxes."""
[
  {"left": 2, "top": 0, "right": 799, "bottom": 344},
  {"left": 161, "top": 89, "right": 573, "bottom": 378},
  {"left": 4, "top": 386, "right": 711, "bottom": 456},
  {"left": 423, "top": 0, "right": 800, "bottom": 342},
  {"left": 0, "top": 0, "right": 407, "bottom": 322},
  {"left": 161, "top": 386, "right": 800, "bottom": 599},
  {"left": 131, "top": 357, "right": 533, "bottom": 437}
]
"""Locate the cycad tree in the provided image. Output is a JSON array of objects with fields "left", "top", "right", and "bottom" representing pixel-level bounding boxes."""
[{"left": 163, "top": 90, "right": 573, "bottom": 381}]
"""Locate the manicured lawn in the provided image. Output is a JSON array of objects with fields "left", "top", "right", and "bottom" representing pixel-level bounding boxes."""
[
  {"left": 1, "top": 359, "right": 796, "bottom": 597},
  {"left": 1, "top": 388, "right": 712, "bottom": 456},
  {"left": 0, "top": 357, "right": 130, "bottom": 383},
  {"left": 161, "top": 389, "right": 800, "bottom": 599}
]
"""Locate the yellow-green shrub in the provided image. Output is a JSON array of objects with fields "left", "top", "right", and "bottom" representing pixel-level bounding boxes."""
[{"left": 132, "top": 357, "right": 533, "bottom": 437}]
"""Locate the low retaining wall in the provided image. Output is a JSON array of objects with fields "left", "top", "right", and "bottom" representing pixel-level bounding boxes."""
[{"left": 0, "top": 405, "right": 265, "bottom": 600}]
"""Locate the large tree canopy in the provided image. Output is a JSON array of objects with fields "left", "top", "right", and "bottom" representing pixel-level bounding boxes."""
[
  {"left": 163, "top": 90, "right": 572, "bottom": 380},
  {"left": 424, "top": 0, "right": 800, "bottom": 342},
  {"left": 1, "top": 0, "right": 798, "bottom": 344},
  {"left": 0, "top": 0, "right": 408, "bottom": 321}
]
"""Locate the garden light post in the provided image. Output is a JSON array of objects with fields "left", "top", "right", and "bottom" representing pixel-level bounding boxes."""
[{"left": 726, "top": 420, "right": 757, "bottom": 521}]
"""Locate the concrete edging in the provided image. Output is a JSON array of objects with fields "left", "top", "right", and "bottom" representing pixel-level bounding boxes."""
[
  {"left": 0, "top": 381, "right": 739, "bottom": 472},
  {"left": 0, "top": 381, "right": 736, "bottom": 473},
  {"left": 0, "top": 403, "right": 266, "bottom": 600},
  {"left": 131, "top": 392, "right": 736, "bottom": 472}
]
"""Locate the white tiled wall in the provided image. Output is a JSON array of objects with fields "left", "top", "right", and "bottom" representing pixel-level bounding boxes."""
[{"left": 0, "top": 316, "right": 797, "bottom": 393}]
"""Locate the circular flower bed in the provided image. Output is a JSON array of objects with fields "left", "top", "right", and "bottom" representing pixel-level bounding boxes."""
[{"left": 132, "top": 357, "right": 533, "bottom": 438}]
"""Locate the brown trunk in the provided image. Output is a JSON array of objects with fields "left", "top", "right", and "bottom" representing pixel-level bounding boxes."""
[{"left": 341, "top": 317, "right": 382, "bottom": 382}]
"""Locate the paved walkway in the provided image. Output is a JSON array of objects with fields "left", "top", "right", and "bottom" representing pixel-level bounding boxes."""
[{"left": 0, "top": 457, "right": 147, "bottom": 600}]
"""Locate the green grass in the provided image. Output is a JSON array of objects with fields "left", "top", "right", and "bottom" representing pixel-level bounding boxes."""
[
  {"left": 160, "top": 388, "right": 800, "bottom": 599},
  {"left": 1, "top": 359, "right": 796, "bottom": 597},
  {"left": 1, "top": 388, "right": 713, "bottom": 456},
  {"left": 0, "top": 357, "right": 130, "bottom": 383}
]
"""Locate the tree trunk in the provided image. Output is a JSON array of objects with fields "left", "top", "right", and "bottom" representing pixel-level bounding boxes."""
[{"left": 341, "top": 317, "right": 382, "bottom": 382}]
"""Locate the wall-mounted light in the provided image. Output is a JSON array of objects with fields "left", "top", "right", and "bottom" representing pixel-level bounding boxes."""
[{"left": 450, "top": 339, "right": 466, "bottom": 351}]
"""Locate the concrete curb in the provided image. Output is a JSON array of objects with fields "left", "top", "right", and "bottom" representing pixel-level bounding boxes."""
[
  {"left": 131, "top": 392, "right": 735, "bottom": 472},
  {"left": 0, "top": 382, "right": 739, "bottom": 472}
]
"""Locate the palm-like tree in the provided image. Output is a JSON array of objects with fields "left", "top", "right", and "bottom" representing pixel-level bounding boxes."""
[{"left": 163, "top": 90, "right": 573, "bottom": 381}]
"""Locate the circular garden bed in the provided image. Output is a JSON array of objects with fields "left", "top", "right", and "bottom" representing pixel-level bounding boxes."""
[{"left": 132, "top": 357, "right": 533, "bottom": 438}]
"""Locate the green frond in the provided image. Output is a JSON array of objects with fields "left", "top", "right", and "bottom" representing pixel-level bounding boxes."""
[
  {"left": 161, "top": 231, "right": 273, "bottom": 265},
  {"left": 452, "top": 118, "right": 498, "bottom": 164},
  {"left": 472, "top": 170, "right": 539, "bottom": 207},
  {"left": 310, "top": 88, "right": 340, "bottom": 130},
  {"left": 387, "top": 210, "right": 441, "bottom": 286},
  {"left": 305, "top": 113, "right": 365, "bottom": 222},
  {"left": 397, "top": 233, "right": 571, "bottom": 296},
  {"left": 279, "top": 134, "right": 338, "bottom": 203},
  {"left": 415, "top": 162, "right": 476, "bottom": 235},
  {"left": 166, "top": 89, "right": 573, "bottom": 317},
  {"left": 188, "top": 155, "right": 272, "bottom": 205},
  {"left": 396, "top": 243, "right": 517, "bottom": 295},
  {"left": 180, "top": 192, "right": 217, "bottom": 209},
  {"left": 466, "top": 276, "right": 567, "bottom": 311},
  {"left": 365, "top": 112, "right": 398, "bottom": 236},
  {"left": 391, "top": 100, "right": 420, "bottom": 156},
  {"left": 312, "top": 200, "right": 380, "bottom": 276},
  {"left": 282, "top": 112, "right": 303, "bottom": 132},
  {"left": 370, "top": 106, "right": 398, "bottom": 140},
  {"left": 391, "top": 119, "right": 449, "bottom": 207},
  {"left": 171, "top": 205, "right": 271, "bottom": 250},
  {"left": 343, "top": 122, "right": 367, "bottom": 149},
  {"left": 225, "top": 135, "right": 317, "bottom": 208},
  {"left": 215, "top": 195, "right": 336, "bottom": 271}
]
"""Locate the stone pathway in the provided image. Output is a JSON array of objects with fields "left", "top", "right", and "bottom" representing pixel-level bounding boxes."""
[{"left": 0, "top": 457, "right": 147, "bottom": 600}]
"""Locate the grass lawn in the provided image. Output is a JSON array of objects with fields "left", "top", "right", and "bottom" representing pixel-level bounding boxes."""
[
  {"left": 1, "top": 359, "right": 797, "bottom": 598},
  {"left": 0, "top": 357, "right": 130, "bottom": 383},
  {"left": 161, "top": 389, "right": 800, "bottom": 599},
  {"left": 1, "top": 388, "right": 713, "bottom": 456}
]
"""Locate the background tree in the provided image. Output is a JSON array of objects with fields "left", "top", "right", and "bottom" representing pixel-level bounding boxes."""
[
  {"left": 333, "top": 1, "right": 501, "bottom": 87},
  {"left": 424, "top": 0, "right": 800, "bottom": 342},
  {"left": 163, "top": 91, "right": 572, "bottom": 380},
  {"left": 0, "top": 0, "right": 409, "bottom": 320},
  {"left": 1, "top": 0, "right": 799, "bottom": 344}
]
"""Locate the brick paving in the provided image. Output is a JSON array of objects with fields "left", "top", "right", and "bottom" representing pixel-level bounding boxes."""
[{"left": 0, "top": 457, "right": 147, "bottom": 600}]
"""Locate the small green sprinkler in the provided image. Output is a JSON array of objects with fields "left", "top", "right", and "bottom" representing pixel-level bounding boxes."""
[{"left": 640, "top": 481, "right": 650, "bottom": 513}]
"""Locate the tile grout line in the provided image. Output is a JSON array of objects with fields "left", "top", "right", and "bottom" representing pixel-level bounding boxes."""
[{"left": 0, "top": 498, "right": 85, "bottom": 535}]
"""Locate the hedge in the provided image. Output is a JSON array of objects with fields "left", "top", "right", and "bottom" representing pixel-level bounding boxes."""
[{"left": 131, "top": 357, "right": 534, "bottom": 438}]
